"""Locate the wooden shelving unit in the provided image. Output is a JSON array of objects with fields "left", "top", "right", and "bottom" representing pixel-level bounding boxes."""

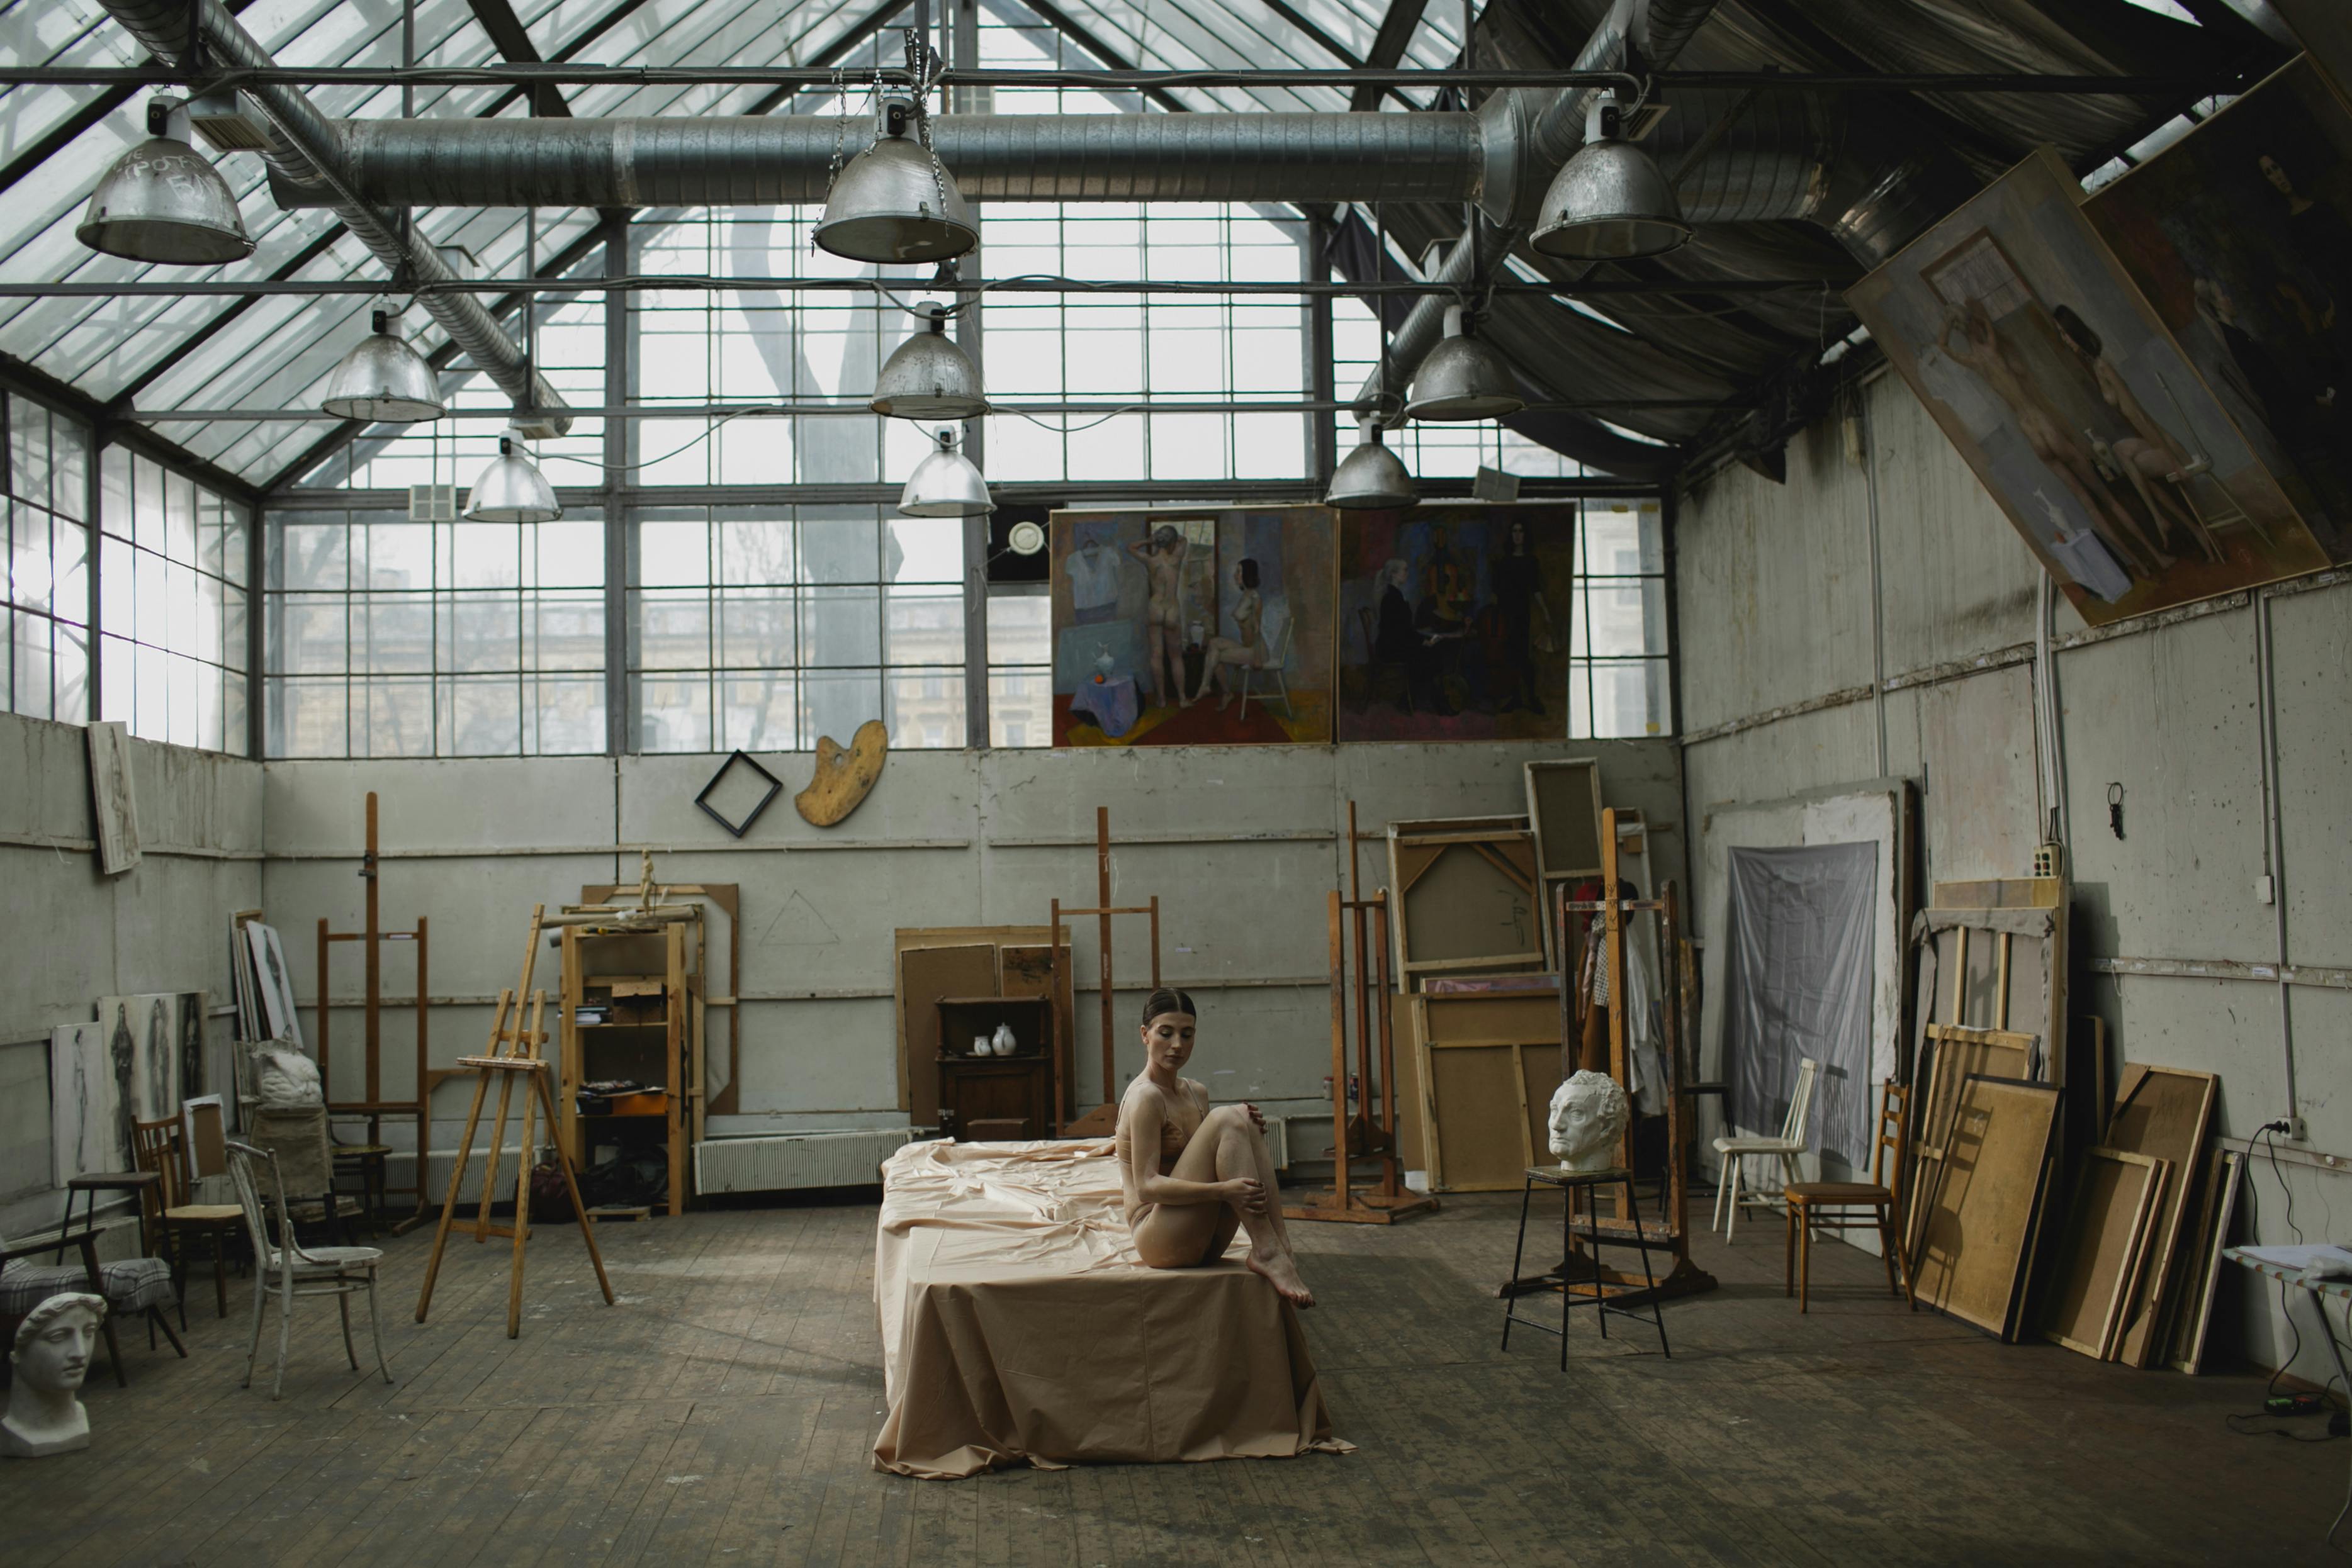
[
  {"left": 558, "top": 913, "right": 706, "bottom": 1217},
  {"left": 935, "top": 995, "right": 1054, "bottom": 1140}
]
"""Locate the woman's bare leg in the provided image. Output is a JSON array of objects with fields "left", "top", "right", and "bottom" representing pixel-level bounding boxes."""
[{"left": 1134, "top": 1104, "right": 1314, "bottom": 1306}]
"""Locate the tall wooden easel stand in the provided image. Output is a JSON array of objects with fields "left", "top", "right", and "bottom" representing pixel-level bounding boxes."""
[
  {"left": 1504, "top": 808, "right": 1716, "bottom": 1306},
  {"left": 1286, "top": 804, "right": 1437, "bottom": 1224},
  {"left": 316, "top": 792, "right": 434, "bottom": 1233},
  {"left": 414, "top": 904, "right": 614, "bottom": 1338},
  {"left": 1054, "top": 806, "right": 1162, "bottom": 1139}
]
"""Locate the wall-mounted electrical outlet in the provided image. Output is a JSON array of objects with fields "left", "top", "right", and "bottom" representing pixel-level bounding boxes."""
[{"left": 2290, "top": 1116, "right": 2309, "bottom": 1143}]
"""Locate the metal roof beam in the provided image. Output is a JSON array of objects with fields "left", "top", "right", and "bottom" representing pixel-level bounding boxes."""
[
  {"left": 1351, "top": 0, "right": 1431, "bottom": 111},
  {"left": 464, "top": 0, "right": 573, "bottom": 117},
  {"left": 0, "top": 349, "right": 262, "bottom": 507},
  {"left": 1015, "top": 0, "right": 1193, "bottom": 114}
]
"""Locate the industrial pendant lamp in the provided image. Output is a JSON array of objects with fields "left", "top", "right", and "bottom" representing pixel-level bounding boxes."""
[
  {"left": 76, "top": 98, "right": 255, "bottom": 266},
  {"left": 1529, "top": 92, "right": 1692, "bottom": 261},
  {"left": 1325, "top": 418, "right": 1417, "bottom": 510},
  {"left": 320, "top": 310, "right": 446, "bottom": 423},
  {"left": 871, "top": 302, "right": 988, "bottom": 418},
  {"left": 463, "top": 432, "right": 561, "bottom": 523},
  {"left": 897, "top": 428, "right": 994, "bottom": 517},
  {"left": 1405, "top": 305, "right": 1526, "bottom": 422},
  {"left": 814, "top": 97, "right": 977, "bottom": 266}
]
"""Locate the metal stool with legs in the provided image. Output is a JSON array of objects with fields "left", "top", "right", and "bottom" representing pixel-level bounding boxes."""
[{"left": 1502, "top": 1165, "right": 1671, "bottom": 1367}]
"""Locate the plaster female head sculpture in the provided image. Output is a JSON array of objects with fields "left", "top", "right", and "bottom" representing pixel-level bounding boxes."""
[
  {"left": 3, "top": 1291, "right": 106, "bottom": 1458},
  {"left": 1547, "top": 1070, "right": 1629, "bottom": 1173}
]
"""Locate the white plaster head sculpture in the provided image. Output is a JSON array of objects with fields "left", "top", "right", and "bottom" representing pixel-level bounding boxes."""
[
  {"left": 1547, "top": 1070, "right": 1629, "bottom": 1173},
  {"left": 3, "top": 1291, "right": 106, "bottom": 1458}
]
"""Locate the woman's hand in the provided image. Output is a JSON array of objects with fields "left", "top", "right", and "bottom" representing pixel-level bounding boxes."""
[
  {"left": 1244, "top": 1102, "right": 1266, "bottom": 1133},
  {"left": 1221, "top": 1176, "right": 1267, "bottom": 1213}
]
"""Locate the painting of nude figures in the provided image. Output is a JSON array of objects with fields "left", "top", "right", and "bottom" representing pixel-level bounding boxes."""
[
  {"left": 1335, "top": 504, "right": 1574, "bottom": 742},
  {"left": 2085, "top": 59, "right": 2352, "bottom": 563},
  {"left": 1847, "top": 147, "right": 2328, "bottom": 627},
  {"left": 1049, "top": 506, "right": 1334, "bottom": 747}
]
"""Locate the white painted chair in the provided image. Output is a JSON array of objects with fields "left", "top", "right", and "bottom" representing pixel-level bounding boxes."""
[
  {"left": 1237, "top": 610, "right": 1294, "bottom": 720},
  {"left": 1711, "top": 1056, "right": 1820, "bottom": 1243},
  {"left": 227, "top": 1140, "right": 393, "bottom": 1399}
]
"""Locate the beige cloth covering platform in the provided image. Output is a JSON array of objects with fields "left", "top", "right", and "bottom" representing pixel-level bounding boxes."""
[{"left": 873, "top": 1137, "right": 1350, "bottom": 1479}]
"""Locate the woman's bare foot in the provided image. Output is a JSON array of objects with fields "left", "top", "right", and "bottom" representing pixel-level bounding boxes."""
[
  {"left": 1247, "top": 1246, "right": 1315, "bottom": 1308},
  {"left": 1215, "top": 690, "right": 1233, "bottom": 712}
]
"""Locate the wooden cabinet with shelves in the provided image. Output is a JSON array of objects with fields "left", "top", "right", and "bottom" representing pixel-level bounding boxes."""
[
  {"left": 935, "top": 995, "right": 1052, "bottom": 1141},
  {"left": 559, "top": 917, "right": 705, "bottom": 1216}
]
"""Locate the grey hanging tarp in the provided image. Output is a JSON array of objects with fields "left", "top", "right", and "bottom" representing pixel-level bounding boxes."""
[{"left": 1723, "top": 843, "right": 1879, "bottom": 1168}]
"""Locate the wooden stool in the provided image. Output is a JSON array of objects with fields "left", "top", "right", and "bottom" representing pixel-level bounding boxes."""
[{"left": 1502, "top": 1165, "right": 1672, "bottom": 1367}]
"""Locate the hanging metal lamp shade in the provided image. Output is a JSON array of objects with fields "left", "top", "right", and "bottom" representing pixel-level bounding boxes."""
[
  {"left": 898, "top": 428, "right": 994, "bottom": 517},
  {"left": 321, "top": 310, "right": 446, "bottom": 423},
  {"left": 1529, "top": 96, "right": 1691, "bottom": 261},
  {"left": 814, "top": 99, "right": 977, "bottom": 266},
  {"left": 871, "top": 304, "right": 988, "bottom": 418},
  {"left": 1405, "top": 305, "right": 1526, "bottom": 422},
  {"left": 464, "top": 435, "right": 561, "bottom": 523},
  {"left": 1325, "top": 420, "right": 1417, "bottom": 510},
  {"left": 76, "top": 101, "right": 254, "bottom": 266}
]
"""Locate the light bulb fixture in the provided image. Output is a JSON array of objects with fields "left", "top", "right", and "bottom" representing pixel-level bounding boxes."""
[
  {"left": 871, "top": 301, "right": 988, "bottom": 419},
  {"left": 320, "top": 309, "right": 446, "bottom": 423},
  {"left": 898, "top": 427, "right": 994, "bottom": 517},
  {"left": 463, "top": 433, "right": 561, "bottom": 523},
  {"left": 1325, "top": 418, "right": 1417, "bottom": 511},
  {"left": 1529, "top": 92, "right": 1692, "bottom": 261},
  {"left": 814, "top": 98, "right": 977, "bottom": 265},
  {"left": 76, "top": 98, "right": 256, "bottom": 266},
  {"left": 1405, "top": 305, "right": 1526, "bottom": 422}
]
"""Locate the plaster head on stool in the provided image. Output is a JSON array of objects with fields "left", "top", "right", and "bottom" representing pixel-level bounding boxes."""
[
  {"left": 1548, "top": 1071, "right": 1628, "bottom": 1173},
  {"left": 3, "top": 1291, "right": 106, "bottom": 1457}
]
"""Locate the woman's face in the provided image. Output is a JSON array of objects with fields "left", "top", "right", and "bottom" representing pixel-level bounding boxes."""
[
  {"left": 1509, "top": 520, "right": 1527, "bottom": 549},
  {"left": 1139, "top": 1011, "right": 1196, "bottom": 1073},
  {"left": 2261, "top": 154, "right": 2294, "bottom": 196}
]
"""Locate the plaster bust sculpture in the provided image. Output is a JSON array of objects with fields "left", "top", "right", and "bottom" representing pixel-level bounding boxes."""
[
  {"left": 3, "top": 1292, "right": 106, "bottom": 1458},
  {"left": 1547, "top": 1070, "right": 1629, "bottom": 1173}
]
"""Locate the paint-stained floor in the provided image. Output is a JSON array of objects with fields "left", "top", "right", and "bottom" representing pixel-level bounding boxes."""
[{"left": 3, "top": 1189, "right": 2341, "bottom": 1566}]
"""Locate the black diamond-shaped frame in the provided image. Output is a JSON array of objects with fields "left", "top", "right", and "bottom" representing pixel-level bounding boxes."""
[{"left": 694, "top": 749, "right": 784, "bottom": 839}]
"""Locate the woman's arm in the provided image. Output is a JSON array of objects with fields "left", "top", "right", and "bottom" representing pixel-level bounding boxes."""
[{"left": 1120, "top": 1092, "right": 1251, "bottom": 1209}]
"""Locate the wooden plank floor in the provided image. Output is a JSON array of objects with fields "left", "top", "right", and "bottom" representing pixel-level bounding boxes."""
[{"left": 3, "top": 1190, "right": 2342, "bottom": 1567}]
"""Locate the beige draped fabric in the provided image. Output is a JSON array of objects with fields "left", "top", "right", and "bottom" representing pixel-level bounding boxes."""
[{"left": 872, "top": 1137, "right": 1350, "bottom": 1479}]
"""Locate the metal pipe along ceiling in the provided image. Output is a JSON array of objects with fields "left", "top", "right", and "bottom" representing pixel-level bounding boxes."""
[
  {"left": 93, "top": 0, "right": 570, "bottom": 437},
  {"left": 269, "top": 111, "right": 1494, "bottom": 209}
]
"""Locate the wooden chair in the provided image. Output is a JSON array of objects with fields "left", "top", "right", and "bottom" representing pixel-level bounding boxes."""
[
  {"left": 133, "top": 1114, "right": 245, "bottom": 1323},
  {"left": 1784, "top": 1080, "right": 1915, "bottom": 1314},
  {"left": 1712, "top": 1056, "right": 1819, "bottom": 1242}
]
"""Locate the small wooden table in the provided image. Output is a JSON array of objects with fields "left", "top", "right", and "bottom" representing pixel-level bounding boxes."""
[{"left": 55, "top": 1170, "right": 160, "bottom": 1261}]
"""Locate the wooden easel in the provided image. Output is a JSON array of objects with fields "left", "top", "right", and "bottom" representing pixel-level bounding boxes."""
[
  {"left": 1283, "top": 804, "right": 1441, "bottom": 1222},
  {"left": 315, "top": 792, "right": 433, "bottom": 1232},
  {"left": 1054, "top": 807, "right": 1161, "bottom": 1138},
  {"left": 414, "top": 904, "right": 614, "bottom": 1338},
  {"left": 1504, "top": 808, "right": 1716, "bottom": 1305}
]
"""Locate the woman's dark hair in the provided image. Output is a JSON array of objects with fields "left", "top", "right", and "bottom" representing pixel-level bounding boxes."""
[
  {"left": 2051, "top": 304, "right": 2101, "bottom": 360},
  {"left": 1141, "top": 987, "right": 1198, "bottom": 1025},
  {"left": 1237, "top": 557, "right": 1259, "bottom": 590}
]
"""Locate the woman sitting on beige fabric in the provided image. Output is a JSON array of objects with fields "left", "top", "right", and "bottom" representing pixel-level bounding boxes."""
[{"left": 1115, "top": 988, "right": 1314, "bottom": 1307}]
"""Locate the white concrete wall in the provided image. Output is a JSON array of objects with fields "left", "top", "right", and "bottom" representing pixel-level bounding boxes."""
[
  {"left": 258, "top": 737, "right": 1685, "bottom": 1153},
  {"left": 0, "top": 712, "right": 263, "bottom": 1241},
  {"left": 1675, "top": 366, "right": 2352, "bottom": 1378}
]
